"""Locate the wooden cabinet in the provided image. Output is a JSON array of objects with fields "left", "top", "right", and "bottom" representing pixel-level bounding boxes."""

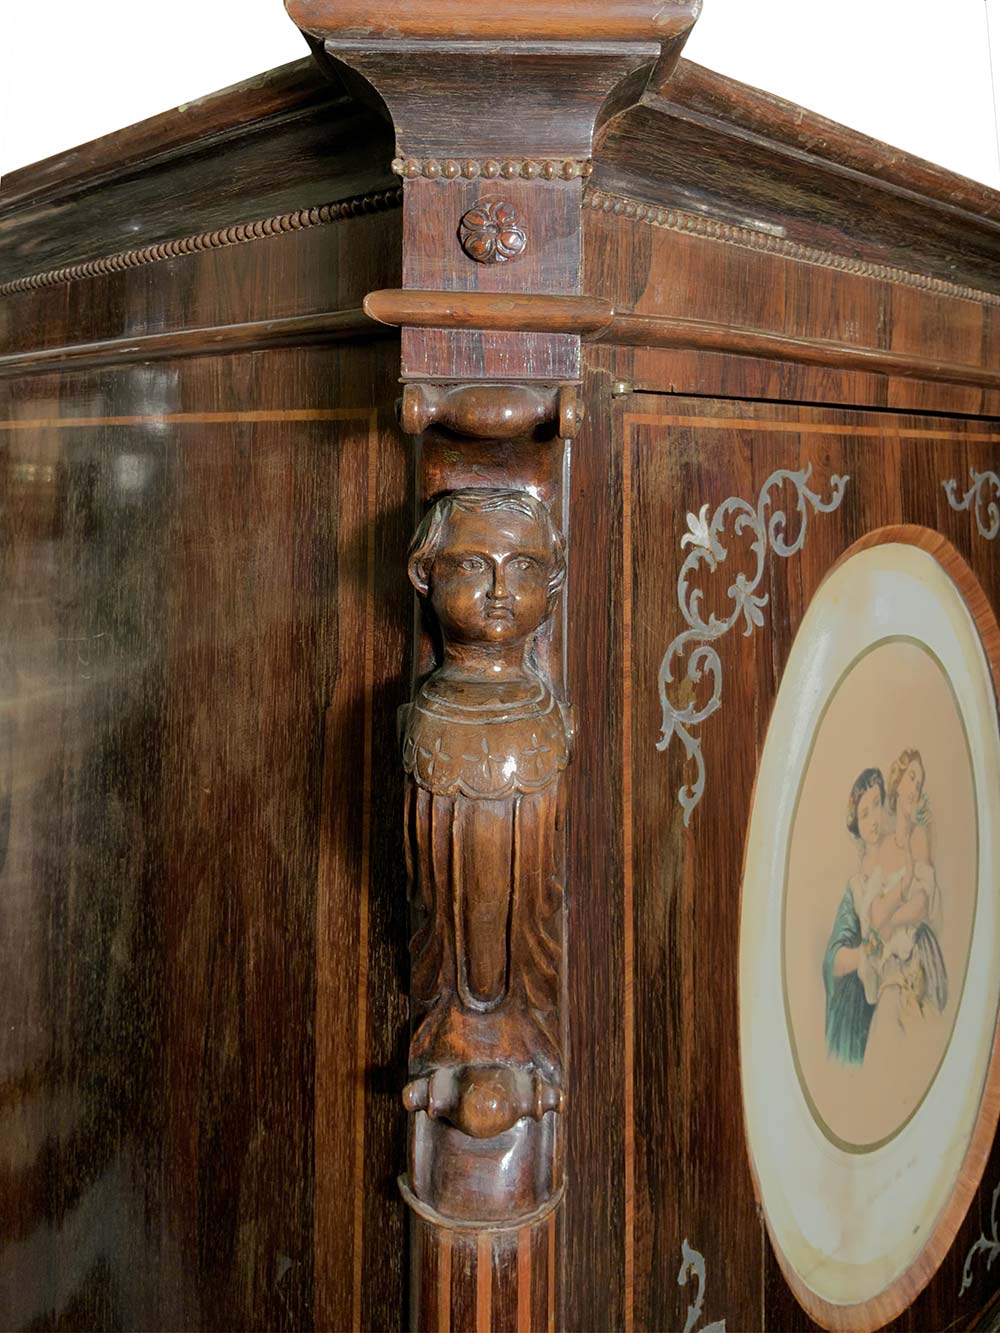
[{"left": 2, "top": 4, "right": 1000, "bottom": 1329}]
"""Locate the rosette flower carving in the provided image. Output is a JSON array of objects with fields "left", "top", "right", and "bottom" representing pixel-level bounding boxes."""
[{"left": 458, "top": 199, "right": 527, "bottom": 264}]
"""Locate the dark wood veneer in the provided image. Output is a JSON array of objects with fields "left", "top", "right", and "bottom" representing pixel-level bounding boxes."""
[{"left": 3, "top": 6, "right": 1000, "bottom": 1331}]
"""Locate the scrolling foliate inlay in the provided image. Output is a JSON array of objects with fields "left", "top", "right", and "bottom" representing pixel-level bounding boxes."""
[
  {"left": 400, "top": 488, "right": 570, "bottom": 1224},
  {"left": 944, "top": 469, "right": 1000, "bottom": 540},
  {"left": 658, "top": 467, "right": 848, "bottom": 824},
  {"left": 961, "top": 1179, "right": 1000, "bottom": 1295},
  {"left": 678, "top": 1240, "right": 727, "bottom": 1333}
]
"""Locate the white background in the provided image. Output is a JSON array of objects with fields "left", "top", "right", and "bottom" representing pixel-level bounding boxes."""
[{"left": 1, "top": 0, "right": 1000, "bottom": 188}]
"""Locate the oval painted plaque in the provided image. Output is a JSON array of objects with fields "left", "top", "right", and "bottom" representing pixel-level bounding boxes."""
[
  {"left": 783, "top": 637, "right": 977, "bottom": 1153},
  {"left": 740, "top": 532, "right": 1000, "bottom": 1329}
]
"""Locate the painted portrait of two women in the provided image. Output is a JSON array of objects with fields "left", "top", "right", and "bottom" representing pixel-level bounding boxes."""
[
  {"left": 823, "top": 750, "right": 948, "bottom": 1070},
  {"left": 780, "top": 636, "right": 976, "bottom": 1152}
]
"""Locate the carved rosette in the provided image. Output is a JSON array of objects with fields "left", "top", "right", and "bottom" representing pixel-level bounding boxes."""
[
  {"left": 458, "top": 200, "right": 528, "bottom": 264},
  {"left": 400, "top": 488, "right": 569, "bottom": 1224}
]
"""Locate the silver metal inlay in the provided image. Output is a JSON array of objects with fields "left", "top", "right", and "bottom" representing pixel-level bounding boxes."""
[
  {"left": 961, "top": 1180, "right": 1000, "bottom": 1296},
  {"left": 679, "top": 1239, "right": 727, "bottom": 1333},
  {"left": 944, "top": 469, "right": 1000, "bottom": 540},
  {"left": 658, "top": 467, "right": 849, "bottom": 824}
]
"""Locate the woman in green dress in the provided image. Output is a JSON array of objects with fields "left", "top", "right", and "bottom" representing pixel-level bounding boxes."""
[{"left": 823, "top": 768, "right": 884, "bottom": 1064}]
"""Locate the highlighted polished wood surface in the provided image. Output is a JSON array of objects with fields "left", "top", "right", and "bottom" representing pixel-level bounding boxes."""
[
  {"left": 0, "top": 357, "right": 409, "bottom": 1329},
  {"left": 287, "top": 0, "right": 699, "bottom": 42}
]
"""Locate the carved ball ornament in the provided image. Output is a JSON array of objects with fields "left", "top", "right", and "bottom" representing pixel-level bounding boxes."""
[{"left": 458, "top": 199, "right": 527, "bottom": 264}]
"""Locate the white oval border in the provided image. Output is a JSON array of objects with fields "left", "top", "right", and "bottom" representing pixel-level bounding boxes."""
[{"left": 740, "top": 540, "right": 1000, "bottom": 1312}]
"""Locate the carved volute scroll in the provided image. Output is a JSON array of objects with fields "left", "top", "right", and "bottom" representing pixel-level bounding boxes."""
[{"left": 400, "top": 488, "right": 570, "bottom": 1222}]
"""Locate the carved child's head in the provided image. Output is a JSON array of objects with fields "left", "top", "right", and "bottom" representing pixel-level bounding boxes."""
[{"left": 408, "top": 489, "right": 565, "bottom": 648}]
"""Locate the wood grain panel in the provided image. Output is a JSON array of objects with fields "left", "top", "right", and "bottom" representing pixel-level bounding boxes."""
[
  {"left": 0, "top": 342, "right": 411, "bottom": 1332},
  {"left": 584, "top": 206, "right": 1000, "bottom": 418},
  {"left": 621, "top": 396, "right": 1000, "bottom": 1332},
  {"left": 623, "top": 405, "right": 760, "bottom": 1333}
]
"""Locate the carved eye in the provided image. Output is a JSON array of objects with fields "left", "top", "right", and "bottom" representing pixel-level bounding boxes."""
[
  {"left": 510, "top": 556, "right": 536, "bottom": 571},
  {"left": 458, "top": 557, "right": 486, "bottom": 572}
]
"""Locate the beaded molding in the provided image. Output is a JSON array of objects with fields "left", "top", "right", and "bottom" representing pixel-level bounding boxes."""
[
  {"left": 0, "top": 187, "right": 403, "bottom": 297},
  {"left": 585, "top": 187, "right": 1000, "bottom": 308},
  {"left": 392, "top": 156, "right": 592, "bottom": 181}
]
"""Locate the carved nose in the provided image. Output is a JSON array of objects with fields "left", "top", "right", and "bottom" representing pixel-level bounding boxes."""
[{"left": 490, "top": 563, "right": 508, "bottom": 600}]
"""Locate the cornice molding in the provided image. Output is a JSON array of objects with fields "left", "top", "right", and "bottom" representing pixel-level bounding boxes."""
[
  {"left": 0, "top": 188, "right": 402, "bottom": 298},
  {"left": 0, "top": 59, "right": 341, "bottom": 218},
  {"left": 0, "top": 309, "right": 376, "bottom": 377},
  {"left": 287, "top": 0, "right": 699, "bottom": 43},
  {"left": 585, "top": 186, "right": 1000, "bottom": 308},
  {"left": 363, "top": 287, "right": 1000, "bottom": 390}
]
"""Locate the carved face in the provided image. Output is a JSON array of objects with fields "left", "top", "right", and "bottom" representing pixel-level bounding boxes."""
[{"left": 428, "top": 508, "right": 553, "bottom": 647}]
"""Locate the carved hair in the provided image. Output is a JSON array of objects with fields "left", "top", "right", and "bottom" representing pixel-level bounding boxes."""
[
  {"left": 408, "top": 488, "right": 566, "bottom": 599},
  {"left": 887, "top": 748, "right": 924, "bottom": 814},
  {"left": 846, "top": 767, "right": 885, "bottom": 838}
]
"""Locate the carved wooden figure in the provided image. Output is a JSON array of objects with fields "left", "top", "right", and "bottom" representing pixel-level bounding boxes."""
[{"left": 400, "top": 489, "right": 570, "bottom": 1224}]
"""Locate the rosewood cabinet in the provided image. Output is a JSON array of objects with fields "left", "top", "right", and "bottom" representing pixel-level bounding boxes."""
[{"left": 2, "top": 4, "right": 1000, "bottom": 1330}]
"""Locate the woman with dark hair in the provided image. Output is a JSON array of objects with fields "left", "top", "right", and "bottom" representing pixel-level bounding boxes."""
[{"left": 823, "top": 768, "right": 885, "bottom": 1064}]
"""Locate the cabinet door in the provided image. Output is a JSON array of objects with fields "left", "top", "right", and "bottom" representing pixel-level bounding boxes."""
[{"left": 578, "top": 392, "right": 1000, "bottom": 1332}]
